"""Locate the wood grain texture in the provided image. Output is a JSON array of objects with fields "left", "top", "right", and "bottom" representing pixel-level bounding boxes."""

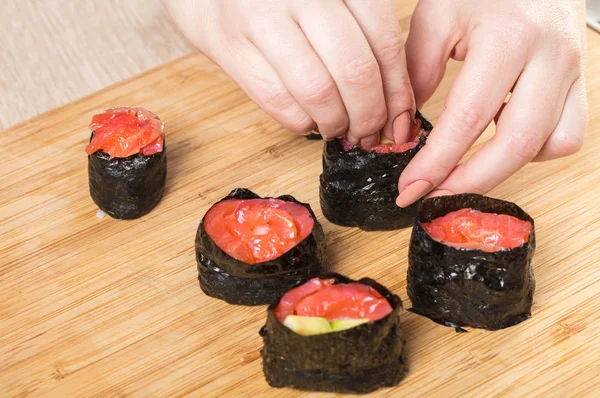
[
  {"left": 0, "top": 0, "right": 193, "bottom": 129},
  {"left": 1, "top": 2, "right": 599, "bottom": 397}
]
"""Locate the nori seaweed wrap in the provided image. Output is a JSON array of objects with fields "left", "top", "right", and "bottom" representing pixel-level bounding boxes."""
[
  {"left": 88, "top": 148, "right": 167, "bottom": 219},
  {"left": 195, "top": 188, "right": 327, "bottom": 305},
  {"left": 260, "top": 273, "right": 406, "bottom": 394},
  {"left": 319, "top": 111, "right": 433, "bottom": 231},
  {"left": 87, "top": 107, "right": 167, "bottom": 219},
  {"left": 407, "top": 194, "right": 536, "bottom": 331}
]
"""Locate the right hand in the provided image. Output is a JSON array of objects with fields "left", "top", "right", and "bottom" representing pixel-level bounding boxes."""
[{"left": 163, "top": 0, "right": 415, "bottom": 147}]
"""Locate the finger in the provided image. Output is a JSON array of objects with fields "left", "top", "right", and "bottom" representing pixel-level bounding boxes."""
[
  {"left": 405, "top": 1, "right": 458, "bottom": 108},
  {"left": 345, "top": 0, "right": 414, "bottom": 144},
  {"left": 246, "top": 20, "right": 349, "bottom": 139},
  {"left": 534, "top": 77, "right": 587, "bottom": 161},
  {"left": 396, "top": 37, "right": 528, "bottom": 208},
  {"left": 216, "top": 40, "right": 315, "bottom": 134},
  {"left": 295, "top": 1, "right": 387, "bottom": 144},
  {"left": 431, "top": 58, "right": 575, "bottom": 196}
]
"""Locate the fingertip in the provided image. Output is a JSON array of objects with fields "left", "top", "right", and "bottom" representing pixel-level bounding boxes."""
[{"left": 395, "top": 179, "right": 433, "bottom": 208}]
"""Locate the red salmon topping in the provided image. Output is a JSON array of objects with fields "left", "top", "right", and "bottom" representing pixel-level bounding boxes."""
[
  {"left": 274, "top": 277, "right": 393, "bottom": 323},
  {"left": 422, "top": 208, "right": 533, "bottom": 252},
  {"left": 85, "top": 107, "right": 164, "bottom": 158},
  {"left": 203, "top": 198, "right": 314, "bottom": 264},
  {"left": 339, "top": 118, "right": 422, "bottom": 153}
]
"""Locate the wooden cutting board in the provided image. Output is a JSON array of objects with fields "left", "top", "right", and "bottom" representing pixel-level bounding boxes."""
[{"left": 2, "top": 3, "right": 599, "bottom": 396}]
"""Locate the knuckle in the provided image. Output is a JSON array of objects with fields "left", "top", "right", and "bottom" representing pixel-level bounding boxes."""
[
  {"left": 549, "top": 8, "right": 584, "bottom": 50},
  {"left": 318, "top": 112, "right": 349, "bottom": 137},
  {"left": 542, "top": 15, "right": 584, "bottom": 74},
  {"left": 262, "top": 84, "right": 296, "bottom": 114},
  {"left": 300, "top": 78, "right": 338, "bottom": 106},
  {"left": 341, "top": 55, "right": 380, "bottom": 87},
  {"left": 260, "top": 84, "right": 315, "bottom": 134},
  {"left": 508, "top": 131, "right": 543, "bottom": 160},
  {"left": 555, "top": 31, "right": 580, "bottom": 50},
  {"left": 484, "top": 18, "right": 535, "bottom": 54},
  {"left": 331, "top": 123, "right": 349, "bottom": 137},
  {"left": 286, "top": 113, "right": 315, "bottom": 135},
  {"left": 352, "top": 108, "right": 387, "bottom": 137},
  {"left": 557, "top": 40, "right": 583, "bottom": 71},
  {"left": 387, "top": 88, "right": 414, "bottom": 110},
  {"left": 551, "top": 130, "right": 585, "bottom": 157},
  {"left": 556, "top": 136, "right": 583, "bottom": 157},
  {"left": 374, "top": 39, "right": 404, "bottom": 65},
  {"left": 503, "top": 17, "right": 534, "bottom": 41},
  {"left": 443, "top": 104, "right": 488, "bottom": 142}
]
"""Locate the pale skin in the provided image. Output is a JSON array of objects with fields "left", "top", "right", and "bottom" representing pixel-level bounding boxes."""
[{"left": 164, "top": 0, "right": 588, "bottom": 207}]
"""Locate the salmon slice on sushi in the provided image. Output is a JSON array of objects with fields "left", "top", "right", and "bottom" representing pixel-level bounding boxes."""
[
  {"left": 274, "top": 276, "right": 393, "bottom": 328},
  {"left": 195, "top": 188, "right": 327, "bottom": 305},
  {"left": 260, "top": 273, "right": 406, "bottom": 394},
  {"left": 86, "top": 107, "right": 167, "bottom": 219},
  {"left": 319, "top": 110, "right": 433, "bottom": 231},
  {"left": 408, "top": 194, "right": 536, "bottom": 331},
  {"left": 421, "top": 208, "right": 533, "bottom": 252}
]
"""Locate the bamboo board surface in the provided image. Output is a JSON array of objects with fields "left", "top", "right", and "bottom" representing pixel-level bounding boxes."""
[{"left": 1, "top": 3, "right": 600, "bottom": 397}]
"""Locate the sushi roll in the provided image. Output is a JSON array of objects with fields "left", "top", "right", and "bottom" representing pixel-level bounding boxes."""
[
  {"left": 319, "top": 111, "right": 433, "bottom": 231},
  {"left": 260, "top": 273, "right": 406, "bottom": 394},
  {"left": 86, "top": 107, "right": 167, "bottom": 219},
  {"left": 407, "top": 194, "right": 536, "bottom": 331},
  {"left": 195, "top": 188, "right": 327, "bottom": 305}
]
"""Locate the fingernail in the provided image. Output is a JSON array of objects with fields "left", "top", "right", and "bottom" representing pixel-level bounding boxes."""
[
  {"left": 426, "top": 189, "right": 454, "bottom": 199},
  {"left": 396, "top": 180, "right": 433, "bottom": 208},
  {"left": 392, "top": 111, "right": 411, "bottom": 143}
]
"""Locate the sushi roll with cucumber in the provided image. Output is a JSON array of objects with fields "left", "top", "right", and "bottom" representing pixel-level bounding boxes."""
[
  {"left": 86, "top": 107, "right": 167, "bottom": 219},
  {"left": 195, "top": 188, "right": 327, "bottom": 305},
  {"left": 319, "top": 111, "right": 433, "bottom": 231},
  {"left": 407, "top": 194, "right": 536, "bottom": 331},
  {"left": 260, "top": 273, "right": 406, "bottom": 394}
]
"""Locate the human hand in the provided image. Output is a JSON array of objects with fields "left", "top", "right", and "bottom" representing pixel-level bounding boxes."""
[
  {"left": 163, "top": 0, "right": 415, "bottom": 147},
  {"left": 396, "top": 0, "right": 588, "bottom": 207}
]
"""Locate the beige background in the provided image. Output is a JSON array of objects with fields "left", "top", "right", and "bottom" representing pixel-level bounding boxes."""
[
  {"left": 3, "top": 1, "right": 599, "bottom": 131},
  {"left": 0, "top": 0, "right": 193, "bottom": 129}
]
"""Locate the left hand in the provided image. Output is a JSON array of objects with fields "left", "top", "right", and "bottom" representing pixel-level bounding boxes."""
[{"left": 396, "top": 0, "right": 588, "bottom": 207}]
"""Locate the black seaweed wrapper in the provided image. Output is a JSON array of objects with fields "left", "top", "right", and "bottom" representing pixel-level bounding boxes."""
[
  {"left": 260, "top": 273, "right": 406, "bottom": 394},
  {"left": 195, "top": 188, "right": 328, "bottom": 306},
  {"left": 88, "top": 133, "right": 167, "bottom": 219},
  {"left": 319, "top": 111, "right": 433, "bottom": 231},
  {"left": 408, "top": 194, "right": 536, "bottom": 331}
]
